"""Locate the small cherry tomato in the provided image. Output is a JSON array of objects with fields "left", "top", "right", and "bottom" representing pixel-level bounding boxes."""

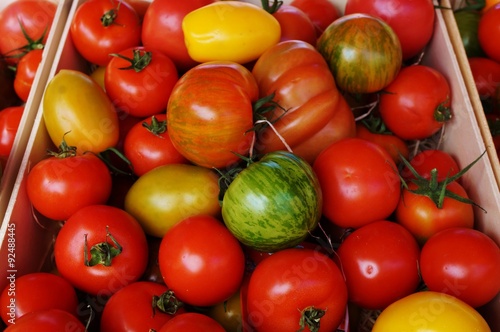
[{"left": 14, "top": 49, "right": 43, "bottom": 102}]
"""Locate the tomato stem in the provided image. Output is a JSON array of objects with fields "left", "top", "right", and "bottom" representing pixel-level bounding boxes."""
[
  {"left": 1, "top": 19, "right": 47, "bottom": 62},
  {"left": 142, "top": 115, "right": 167, "bottom": 136},
  {"left": 260, "top": 0, "right": 283, "bottom": 14},
  {"left": 47, "top": 132, "right": 78, "bottom": 158},
  {"left": 298, "top": 307, "right": 325, "bottom": 332},
  {"left": 152, "top": 290, "right": 183, "bottom": 316},
  {"left": 84, "top": 226, "right": 123, "bottom": 267},
  {"left": 110, "top": 49, "right": 152, "bottom": 73},
  {"left": 434, "top": 99, "right": 452, "bottom": 123}
]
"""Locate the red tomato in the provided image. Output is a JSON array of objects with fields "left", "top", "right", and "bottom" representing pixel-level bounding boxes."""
[
  {"left": 0, "top": 105, "right": 24, "bottom": 160},
  {"left": 313, "top": 138, "right": 401, "bottom": 229},
  {"left": 401, "top": 149, "right": 460, "bottom": 181},
  {"left": 158, "top": 312, "right": 226, "bottom": 332},
  {"left": 344, "top": 0, "right": 435, "bottom": 60},
  {"left": 337, "top": 220, "right": 421, "bottom": 310},
  {"left": 289, "top": 0, "right": 340, "bottom": 36},
  {"left": 0, "top": 272, "right": 79, "bottom": 326},
  {"left": 70, "top": 0, "right": 142, "bottom": 66},
  {"left": 123, "top": 114, "right": 189, "bottom": 176},
  {"left": 420, "top": 227, "right": 500, "bottom": 308},
  {"left": 13, "top": 49, "right": 43, "bottom": 102},
  {"left": 269, "top": 3, "right": 317, "bottom": 46},
  {"left": 0, "top": 0, "right": 56, "bottom": 64},
  {"left": 141, "top": 0, "right": 214, "bottom": 73},
  {"left": 54, "top": 205, "right": 149, "bottom": 296},
  {"left": 3, "top": 309, "right": 85, "bottom": 332},
  {"left": 158, "top": 215, "right": 246, "bottom": 307},
  {"left": 100, "top": 281, "right": 184, "bottom": 331},
  {"left": 468, "top": 57, "right": 500, "bottom": 99},
  {"left": 104, "top": 47, "right": 178, "bottom": 117},
  {"left": 26, "top": 149, "right": 112, "bottom": 221},
  {"left": 478, "top": 3, "right": 500, "bottom": 63},
  {"left": 246, "top": 248, "right": 347, "bottom": 332},
  {"left": 379, "top": 65, "right": 452, "bottom": 140}
]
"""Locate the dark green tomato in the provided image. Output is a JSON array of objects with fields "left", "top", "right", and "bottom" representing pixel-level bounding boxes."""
[
  {"left": 221, "top": 151, "right": 322, "bottom": 252},
  {"left": 454, "top": 10, "right": 485, "bottom": 58}
]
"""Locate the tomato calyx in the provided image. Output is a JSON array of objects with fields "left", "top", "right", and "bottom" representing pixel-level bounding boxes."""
[
  {"left": 84, "top": 226, "right": 123, "bottom": 267},
  {"left": 101, "top": 5, "right": 120, "bottom": 27},
  {"left": 2, "top": 19, "right": 47, "bottom": 63},
  {"left": 152, "top": 290, "right": 183, "bottom": 316},
  {"left": 142, "top": 115, "right": 167, "bottom": 136},
  {"left": 110, "top": 49, "right": 152, "bottom": 73},
  {"left": 260, "top": 0, "right": 283, "bottom": 14},
  {"left": 434, "top": 99, "right": 452, "bottom": 123},
  {"left": 47, "top": 134, "right": 78, "bottom": 158},
  {"left": 360, "top": 113, "right": 393, "bottom": 135},
  {"left": 298, "top": 306, "right": 326, "bottom": 332}
]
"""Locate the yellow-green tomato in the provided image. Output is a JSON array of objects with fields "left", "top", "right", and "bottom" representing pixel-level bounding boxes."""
[
  {"left": 124, "top": 163, "right": 221, "bottom": 238},
  {"left": 372, "top": 291, "right": 491, "bottom": 332},
  {"left": 43, "top": 69, "right": 119, "bottom": 154},
  {"left": 182, "top": 1, "right": 281, "bottom": 64}
]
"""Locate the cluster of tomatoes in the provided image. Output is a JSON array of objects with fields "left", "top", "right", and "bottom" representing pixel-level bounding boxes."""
[
  {"left": 454, "top": 0, "right": 500, "bottom": 158},
  {"left": 1, "top": 0, "right": 500, "bottom": 331}
]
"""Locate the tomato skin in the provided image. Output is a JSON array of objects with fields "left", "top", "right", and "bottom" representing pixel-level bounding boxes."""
[
  {"left": 420, "top": 227, "right": 500, "bottom": 308},
  {"left": 379, "top": 65, "right": 452, "bottom": 140},
  {"left": 0, "top": 106, "right": 24, "bottom": 160},
  {"left": 290, "top": 0, "right": 340, "bottom": 36},
  {"left": 54, "top": 205, "right": 149, "bottom": 296},
  {"left": 43, "top": 69, "right": 120, "bottom": 154},
  {"left": 70, "top": 0, "right": 142, "bottom": 66},
  {"left": 313, "top": 138, "right": 401, "bottom": 229},
  {"left": 272, "top": 5, "right": 317, "bottom": 46},
  {"left": 104, "top": 47, "right": 179, "bottom": 117},
  {"left": 246, "top": 248, "right": 348, "bottom": 332},
  {"left": 372, "top": 291, "right": 491, "bottom": 332},
  {"left": 26, "top": 152, "right": 112, "bottom": 221},
  {"left": 167, "top": 61, "right": 258, "bottom": 169},
  {"left": 0, "top": 272, "right": 79, "bottom": 326},
  {"left": 401, "top": 149, "right": 460, "bottom": 181},
  {"left": 395, "top": 181, "right": 475, "bottom": 244},
  {"left": 158, "top": 215, "right": 246, "bottom": 307},
  {"left": 468, "top": 57, "right": 500, "bottom": 99},
  {"left": 4, "top": 309, "right": 86, "bottom": 332},
  {"left": 337, "top": 220, "right": 421, "bottom": 310},
  {"left": 345, "top": 0, "right": 435, "bottom": 60},
  {"left": 454, "top": 10, "right": 485, "bottom": 58},
  {"left": 158, "top": 312, "right": 226, "bottom": 332},
  {"left": 478, "top": 3, "right": 500, "bottom": 63},
  {"left": 14, "top": 49, "right": 43, "bottom": 102}
]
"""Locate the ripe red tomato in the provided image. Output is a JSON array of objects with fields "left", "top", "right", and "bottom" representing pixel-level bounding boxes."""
[
  {"left": 70, "top": 0, "right": 142, "bottom": 66},
  {"left": 0, "top": 272, "right": 79, "bottom": 326},
  {"left": 54, "top": 205, "right": 149, "bottom": 296},
  {"left": 158, "top": 215, "right": 246, "bottom": 307},
  {"left": 468, "top": 57, "right": 500, "bottom": 99},
  {"left": 478, "top": 3, "right": 500, "bottom": 62},
  {"left": 0, "top": 105, "right": 24, "bottom": 160},
  {"left": 379, "top": 65, "right": 452, "bottom": 140},
  {"left": 104, "top": 47, "right": 179, "bottom": 117},
  {"left": 123, "top": 114, "right": 189, "bottom": 176},
  {"left": 3, "top": 309, "right": 85, "bottom": 332},
  {"left": 26, "top": 148, "right": 112, "bottom": 221},
  {"left": 337, "top": 220, "right": 421, "bottom": 310},
  {"left": 401, "top": 149, "right": 460, "bottom": 181},
  {"left": 0, "top": 0, "right": 56, "bottom": 64},
  {"left": 141, "top": 0, "right": 214, "bottom": 73},
  {"left": 246, "top": 248, "right": 348, "bottom": 332},
  {"left": 13, "top": 49, "right": 43, "bottom": 102},
  {"left": 313, "top": 138, "right": 401, "bottom": 229},
  {"left": 344, "top": 0, "right": 435, "bottom": 60},
  {"left": 289, "top": 0, "right": 340, "bottom": 36},
  {"left": 420, "top": 227, "right": 500, "bottom": 308},
  {"left": 158, "top": 312, "right": 226, "bottom": 332},
  {"left": 269, "top": 3, "right": 317, "bottom": 46}
]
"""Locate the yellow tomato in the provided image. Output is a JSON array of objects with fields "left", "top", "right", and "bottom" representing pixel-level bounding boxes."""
[
  {"left": 182, "top": 1, "right": 281, "bottom": 64},
  {"left": 43, "top": 69, "right": 119, "bottom": 154},
  {"left": 483, "top": 0, "right": 500, "bottom": 13},
  {"left": 372, "top": 291, "right": 491, "bottom": 332},
  {"left": 89, "top": 66, "right": 106, "bottom": 91}
]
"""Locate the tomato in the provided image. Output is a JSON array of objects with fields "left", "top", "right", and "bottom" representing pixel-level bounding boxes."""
[
  {"left": 123, "top": 114, "right": 189, "bottom": 176},
  {"left": 478, "top": 3, "right": 500, "bottom": 63},
  {"left": 13, "top": 49, "right": 43, "bottom": 102},
  {"left": 420, "top": 227, "right": 500, "bottom": 308},
  {"left": 104, "top": 47, "right": 179, "bottom": 117},
  {"left": 289, "top": 0, "right": 340, "bottom": 36},
  {"left": 222, "top": 151, "right": 322, "bottom": 252},
  {"left": 0, "top": 272, "right": 79, "bottom": 326},
  {"left": 158, "top": 312, "right": 226, "bottom": 332},
  {"left": 337, "top": 220, "right": 421, "bottom": 310},
  {"left": 483, "top": 0, "right": 500, "bottom": 13},
  {"left": 158, "top": 215, "right": 246, "bottom": 307},
  {"left": 0, "top": 0, "right": 56, "bottom": 64},
  {"left": 43, "top": 69, "right": 119, "bottom": 154},
  {"left": 372, "top": 291, "right": 491, "bottom": 332},
  {"left": 401, "top": 149, "right": 460, "bottom": 181},
  {"left": 454, "top": 10, "right": 485, "bottom": 58},
  {"left": 54, "top": 205, "right": 149, "bottom": 296},
  {"left": 344, "top": 0, "right": 435, "bottom": 61},
  {"left": 313, "top": 138, "right": 401, "bottom": 229},
  {"left": 0, "top": 105, "right": 24, "bottom": 161},
  {"left": 207, "top": 280, "right": 245, "bottom": 331},
  {"left": 142, "top": 0, "right": 214, "bottom": 73},
  {"left": 317, "top": 13, "right": 402, "bottom": 94},
  {"left": 182, "top": 1, "right": 280, "bottom": 64},
  {"left": 379, "top": 65, "right": 452, "bottom": 140},
  {"left": 167, "top": 61, "right": 258, "bottom": 169},
  {"left": 4, "top": 309, "right": 86, "bottom": 332},
  {"left": 246, "top": 248, "right": 348, "bottom": 332},
  {"left": 70, "top": 0, "right": 142, "bottom": 66},
  {"left": 124, "top": 163, "right": 221, "bottom": 237},
  {"left": 468, "top": 57, "right": 500, "bottom": 99},
  {"left": 100, "top": 281, "right": 184, "bottom": 331},
  {"left": 266, "top": 2, "right": 317, "bottom": 46}
]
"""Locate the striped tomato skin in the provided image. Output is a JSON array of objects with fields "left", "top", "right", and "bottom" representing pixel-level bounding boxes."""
[{"left": 317, "top": 13, "right": 402, "bottom": 94}]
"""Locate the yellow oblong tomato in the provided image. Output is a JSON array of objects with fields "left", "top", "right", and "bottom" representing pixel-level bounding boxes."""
[
  {"left": 43, "top": 69, "right": 119, "bottom": 154},
  {"left": 182, "top": 1, "right": 281, "bottom": 64},
  {"left": 372, "top": 291, "right": 491, "bottom": 332}
]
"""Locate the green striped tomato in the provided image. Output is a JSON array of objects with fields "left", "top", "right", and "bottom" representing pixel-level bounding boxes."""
[
  {"left": 317, "top": 13, "right": 402, "bottom": 94},
  {"left": 221, "top": 151, "right": 322, "bottom": 252}
]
